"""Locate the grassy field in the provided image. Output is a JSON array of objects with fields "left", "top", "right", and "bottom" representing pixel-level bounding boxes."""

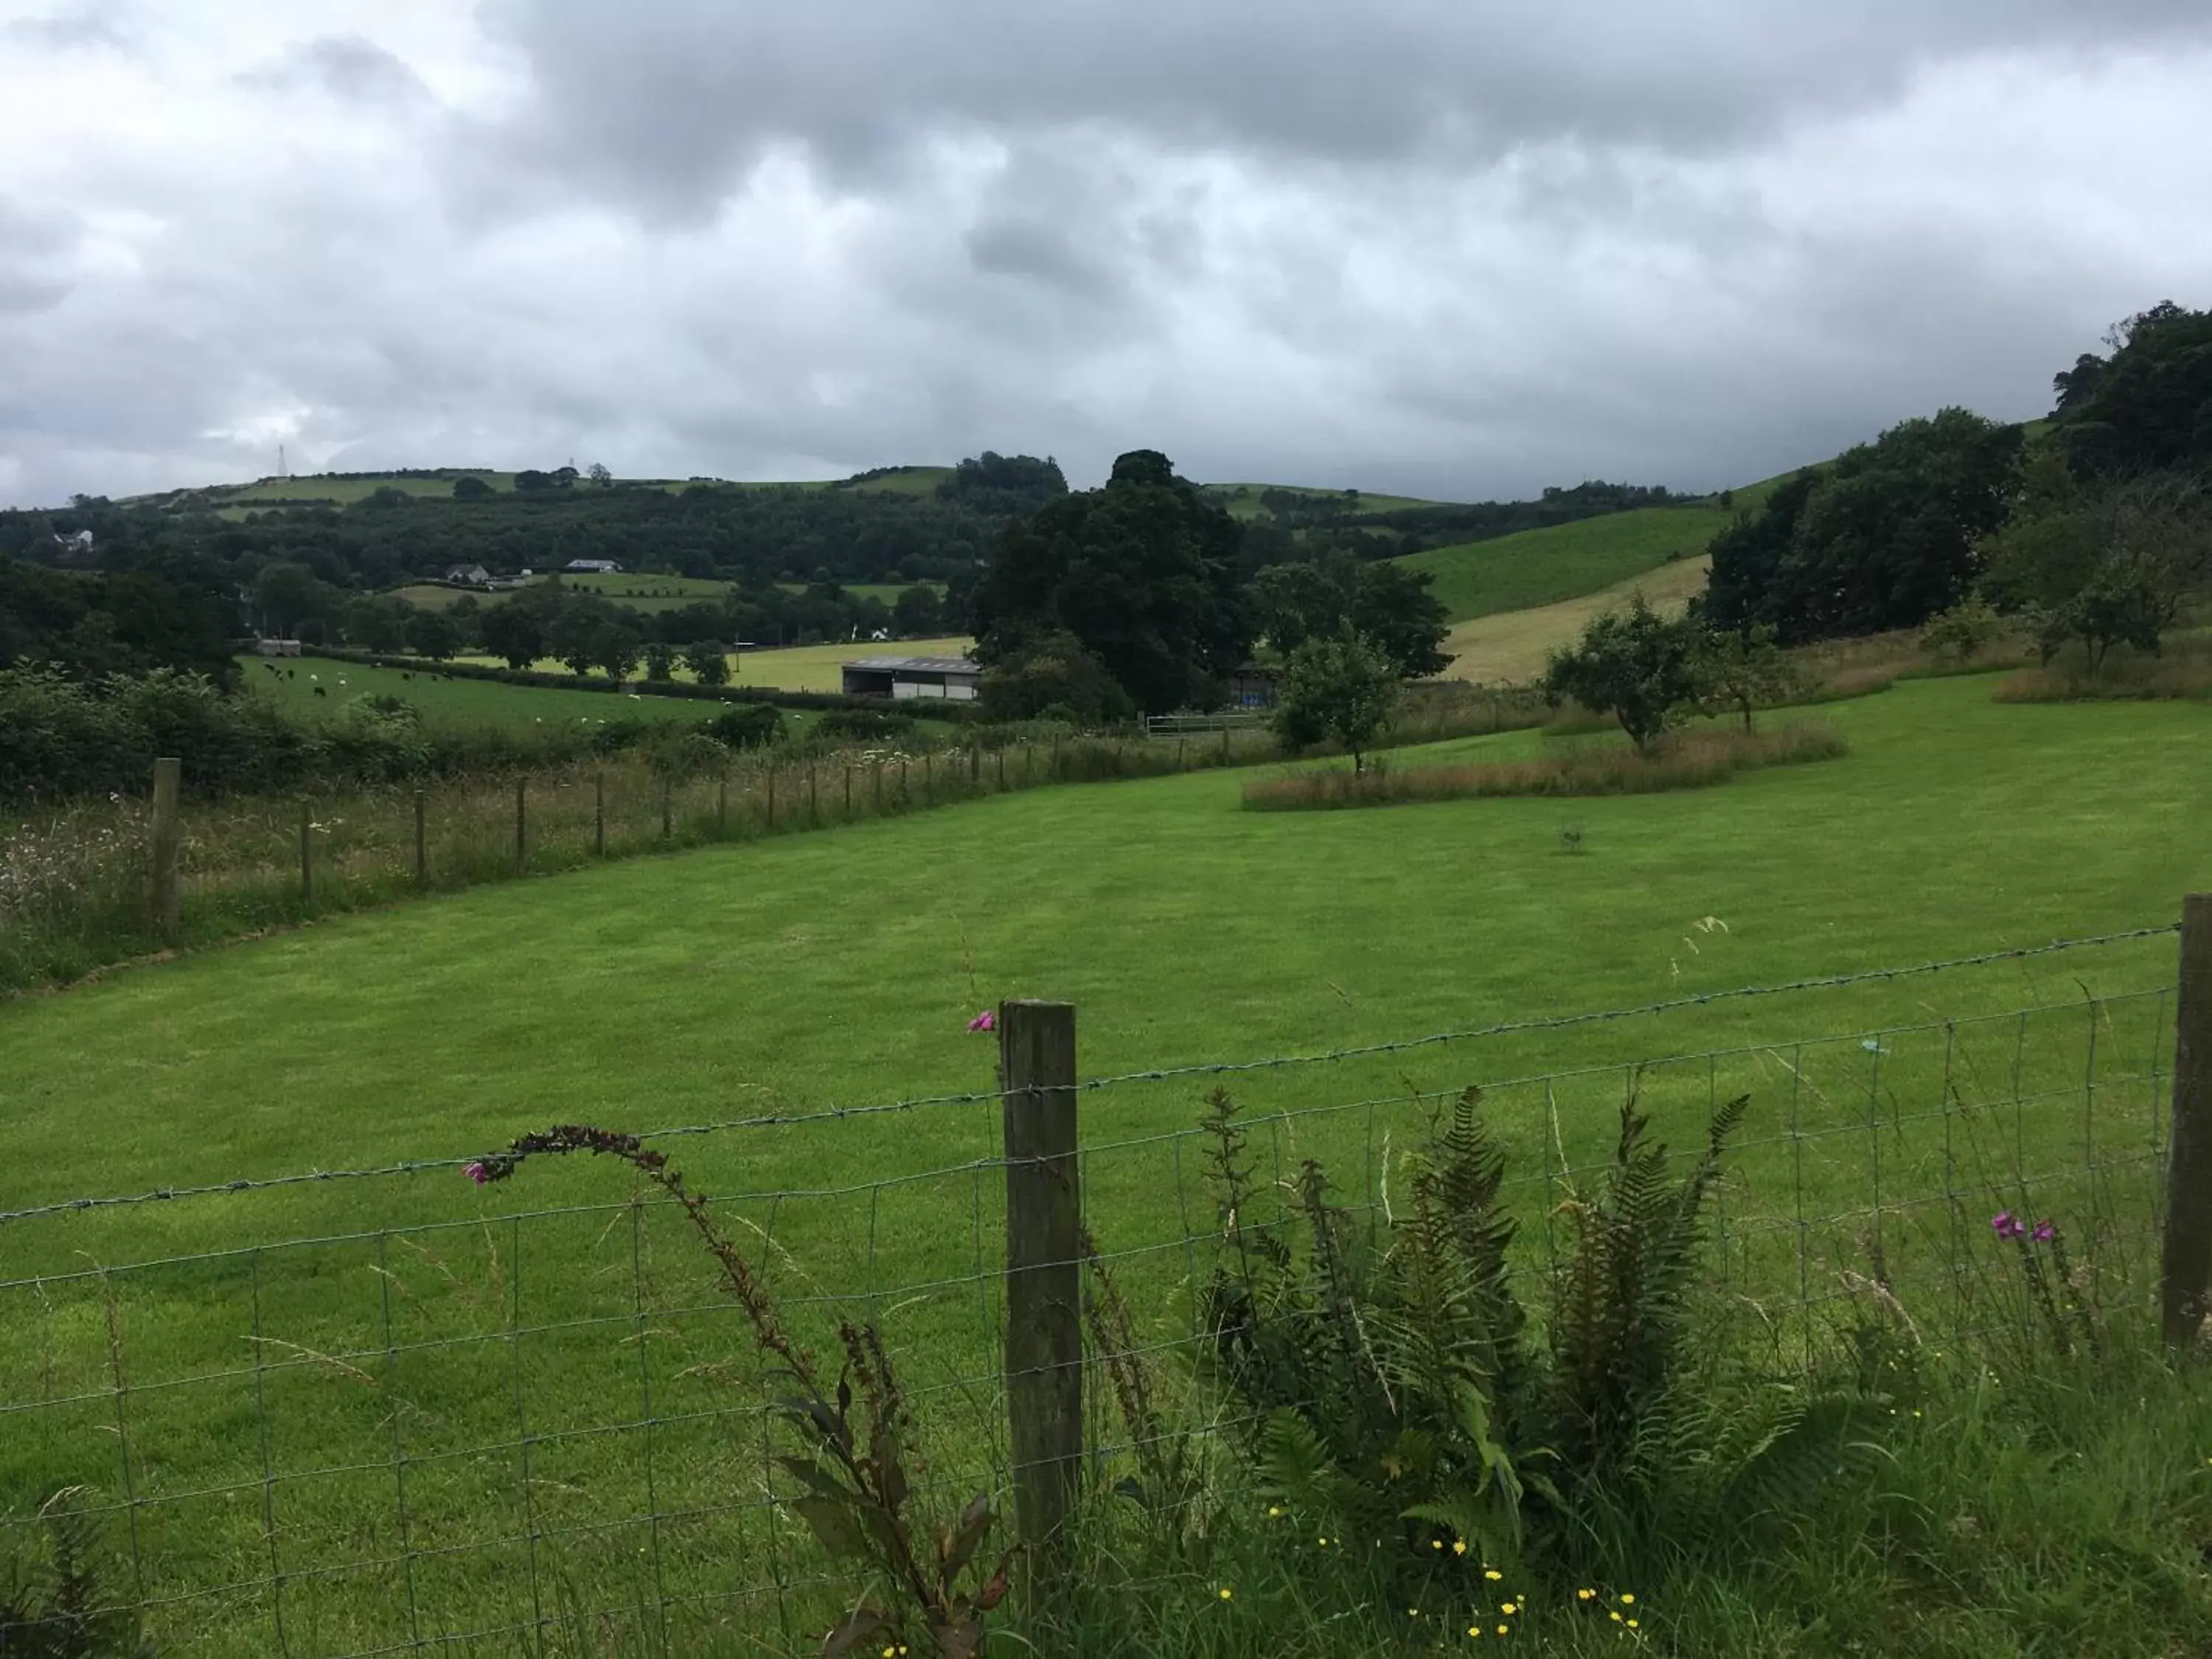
[
  {"left": 1398, "top": 506, "right": 1734, "bottom": 623},
  {"left": 1438, "top": 552, "right": 1714, "bottom": 682},
  {"left": 236, "top": 655, "right": 740, "bottom": 732},
  {"left": 2, "top": 678, "right": 2208, "bottom": 1653},
  {"left": 1200, "top": 482, "right": 1450, "bottom": 520},
  {"left": 451, "top": 636, "right": 975, "bottom": 694}
]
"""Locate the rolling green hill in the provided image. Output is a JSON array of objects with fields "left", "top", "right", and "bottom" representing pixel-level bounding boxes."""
[{"left": 1397, "top": 467, "right": 1801, "bottom": 625}]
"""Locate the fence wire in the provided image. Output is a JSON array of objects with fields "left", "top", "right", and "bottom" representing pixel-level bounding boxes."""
[{"left": 0, "top": 965, "right": 2181, "bottom": 1658}]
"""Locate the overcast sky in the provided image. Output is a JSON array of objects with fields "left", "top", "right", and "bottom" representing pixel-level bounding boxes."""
[{"left": 3, "top": 0, "right": 2209, "bottom": 510}]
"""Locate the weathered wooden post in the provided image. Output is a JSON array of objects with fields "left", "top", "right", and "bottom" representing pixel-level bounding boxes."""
[
  {"left": 515, "top": 777, "right": 526, "bottom": 869},
  {"left": 413, "top": 790, "right": 428, "bottom": 888},
  {"left": 997, "top": 748, "right": 1006, "bottom": 791},
  {"left": 809, "top": 765, "right": 819, "bottom": 826},
  {"left": 844, "top": 765, "right": 853, "bottom": 818},
  {"left": 150, "top": 757, "right": 182, "bottom": 940},
  {"left": 873, "top": 761, "right": 883, "bottom": 815},
  {"left": 596, "top": 773, "right": 608, "bottom": 856},
  {"left": 2163, "top": 894, "right": 2212, "bottom": 1345},
  {"left": 998, "top": 1000, "right": 1081, "bottom": 1587},
  {"left": 717, "top": 774, "right": 728, "bottom": 835},
  {"left": 298, "top": 800, "right": 313, "bottom": 901},
  {"left": 925, "top": 753, "right": 934, "bottom": 807},
  {"left": 766, "top": 763, "right": 777, "bottom": 829},
  {"left": 661, "top": 776, "right": 672, "bottom": 840},
  {"left": 1050, "top": 733, "right": 1060, "bottom": 780},
  {"left": 970, "top": 745, "right": 980, "bottom": 786}
]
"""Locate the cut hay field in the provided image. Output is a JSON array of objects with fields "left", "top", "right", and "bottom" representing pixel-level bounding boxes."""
[
  {"left": 453, "top": 636, "right": 974, "bottom": 694},
  {"left": 1439, "top": 552, "right": 1714, "bottom": 683},
  {"left": 2, "top": 678, "right": 2205, "bottom": 1655}
]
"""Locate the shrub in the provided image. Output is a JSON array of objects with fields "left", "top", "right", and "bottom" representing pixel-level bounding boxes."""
[
  {"left": 705, "top": 701, "right": 785, "bottom": 751},
  {"left": 1270, "top": 631, "right": 1401, "bottom": 773},
  {"left": 814, "top": 706, "right": 917, "bottom": 745}
]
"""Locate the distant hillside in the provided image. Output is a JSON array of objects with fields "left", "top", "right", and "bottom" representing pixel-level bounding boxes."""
[{"left": 1394, "top": 467, "right": 1800, "bottom": 625}]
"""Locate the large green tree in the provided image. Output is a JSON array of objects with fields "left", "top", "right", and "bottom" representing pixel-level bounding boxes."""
[
  {"left": 1251, "top": 552, "right": 1451, "bottom": 678},
  {"left": 973, "top": 450, "right": 1252, "bottom": 714},
  {"left": 1703, "top": 410, "right": 2023, "bottom": 641},
  {"left": 2053, "top": 301, "right": 2212, "bottom": 480},
  {"left": 1270, "top": 630, "right": 1401, "bottom": 772}
]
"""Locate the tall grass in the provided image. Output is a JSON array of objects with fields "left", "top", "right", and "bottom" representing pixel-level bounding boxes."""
[{"left": 1242, "top": 722, "right": 1848, "bottom": 811}]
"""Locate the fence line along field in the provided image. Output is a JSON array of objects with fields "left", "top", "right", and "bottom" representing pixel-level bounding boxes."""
[{"left": 451, "top": 636, "right": 976, "bottom": 694}]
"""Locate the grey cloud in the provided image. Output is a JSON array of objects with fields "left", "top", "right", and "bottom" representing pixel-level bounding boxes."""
[
  {"left": 2, "top": 1, "right": 136, "bottom": 55},
  {"left": 475, "top": 0, "right": 2212, "bottom": 215},
  {"left": 237, "top": 34, "right": 431, "bottom": 105}
]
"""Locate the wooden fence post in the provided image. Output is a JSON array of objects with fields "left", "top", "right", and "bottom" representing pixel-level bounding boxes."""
[
  {"left": 1220, "top": 723, "right": 1230, "bottom": 765},
  {"left": 844, "top": 765, "right": 853, "bottom": 818},
  {"left": 1050, "top": 734, "right": 1060, "bottom": 780},
  {"left": 873, "top": 762, "right": 883, "bottom": 815},
  {"left": 925, "top": 753, "right": 934, "bottom": 807},
  {"left": 661, "top": 776, "right": 672, "bottom": 840},
  {"left": 998, "top": 1000, "right": 1081, "bottom": 1585},
  {"left": 997, "top": 748, "right": 1006, "bottom": 791},
  {"left": 717, "top": 775, "right": 728, "bottom": 835},
  {"left": 970, "top": 745, "right": 980, "bottom": 786},
  {"left": 2163, "top": 894, "right": 2212, "bottom": 1345},
  {"left": 150, "top": 757, "right": 182, "bottom": 941},
  {"left": 767, "top": 764, "right": 776, "bottom": 829},
  {"left": 597, "top": 773, "right": 608, "bottom": 855},
  {"left": 515, "top": 778, "right": 526, "bottom": 870},
  {"left": 413, "top": 790, "right": 428, "bottom": 888},
  {"left": 809, "top": 765, "right": 819, "bottom": 826}
]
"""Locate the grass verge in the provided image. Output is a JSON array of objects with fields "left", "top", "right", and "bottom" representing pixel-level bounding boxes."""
[{"left": 1242, "top": 722, "right": 1848, "bottom": 810}]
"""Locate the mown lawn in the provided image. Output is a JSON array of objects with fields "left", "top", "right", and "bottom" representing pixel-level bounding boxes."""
[{"left": 1, "top": 677, "right": 2206, "bottom": 1654}]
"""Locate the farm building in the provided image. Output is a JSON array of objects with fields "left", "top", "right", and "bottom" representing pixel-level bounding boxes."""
[
  {"left": 1228, "top": 664, "right": 1281, "bottom": 709},
  {"left": 443, "top": 563, "right": 493, "bottom": 586},
  {"left": 841, "top": 654, "right": 982, "bottom": 702},
  {"left": 563, "top": 559, "right": 622, "bottom": 574},
  {"left": 255, "top": 638, "right": 303, "bottom": 658}
]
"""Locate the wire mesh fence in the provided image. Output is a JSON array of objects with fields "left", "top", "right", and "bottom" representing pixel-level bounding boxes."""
[{"left": 0, "top": 929, "right": 2190, "bottom": 1656}]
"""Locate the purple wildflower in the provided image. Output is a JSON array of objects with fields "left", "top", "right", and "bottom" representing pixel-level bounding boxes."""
[
  {"left": 1991, "top": 1211, "right": 2026, "bottom": 1240},
  {"left": 967, "top": 1010, "right": 996, "bottom": 1033},
  {"left": 2032, "top": 1220, "right": 2056, "bottom": 1243},
  {"left": 463, "top": 1161, "right": 490, "bottom": 1185}
]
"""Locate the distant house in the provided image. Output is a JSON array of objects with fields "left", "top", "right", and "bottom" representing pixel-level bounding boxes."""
[
  {"left": 1228, "top": 664, "right": 1281, "bottom": 709},
  {"left": 443, "top": 563, "right": 493, "bottom": 586},
  {"left": 563, "top": 559, "right": 622, "bottom": 574},
  {"left": 51, "top": 529, "right": 94, "bottom": 557},
  {"left": 841, "top": 655, "right": 982, "bottom": 703}
]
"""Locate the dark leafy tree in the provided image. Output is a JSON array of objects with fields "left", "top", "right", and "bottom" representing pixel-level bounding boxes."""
[
  {"left": 1251, "top": 553, "right": 1450, "bottom": 678},
  {"left": 642, "top": 641, "right": 676, "bottom": 681},
  {"left": 592, "top": 618, "right": 644, "bottom": 683},
  {"left": 1543, "top": 595, "right": 1713, "bottom": 751},
  {"left": 1703, "top": 411, "right": 2022, "bottom": 641},
  {"left": 891, "top": 583, "right": 945, "bottom": 637},
  {"left": 973, "top": 449, "right": 1252, "bottom": 714},
  {"left": 684, "top": 639, "right": 731, "bottom": 686},
  {"left": 977, "top": 630, "right": 1132, "bottom": 725},
  {"left": 2053, "top": 301, "right": 2212, "bottom": 479},
  {"left": 451, "top": 474, "right": 493, "bottom": 501},
  {"left": 481, "top": 602, "right": 546, "bottom": 671},
  {"left": 403, "top": 608, "right": 459, "bottom": 661}
]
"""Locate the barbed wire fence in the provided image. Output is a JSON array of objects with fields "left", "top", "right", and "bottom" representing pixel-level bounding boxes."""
[{"left": 0, "top": 915, "right": 2202, "bottom": 1657}]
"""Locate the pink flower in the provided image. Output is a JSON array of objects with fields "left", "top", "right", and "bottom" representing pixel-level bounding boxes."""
[
  {"left": 967, "top": 1010, "right": 996, "bottom": 1033},
  {"left": 2032, "top": 1220, "right": 2056, "bottom": 1243},
  {"left": 463, "top": 1161, "right": 490, "bottom": 1185},
  {"left": 1990, "top": 1211, "right": 2026, "bottom": 1240}
]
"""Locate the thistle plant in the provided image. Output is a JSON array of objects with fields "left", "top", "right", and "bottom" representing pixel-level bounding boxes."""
[{"left": 467, "top": 1125, "right": 1012, "bottom": 1659}]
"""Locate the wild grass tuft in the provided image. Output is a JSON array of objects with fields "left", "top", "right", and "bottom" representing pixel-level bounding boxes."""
[{"left": 1241, "top": 723, "right": 1848, "bottom": 810}]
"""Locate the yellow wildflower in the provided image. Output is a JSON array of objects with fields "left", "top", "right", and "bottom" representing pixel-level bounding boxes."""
[
  {"left": 1501, "top": 1603, "right": 1518, "bottom": 1615},
  {"left": 1576, "top": 1588, "right": 1596, "bottom": 1601},
  {"left": 1453, "top": 1540, "right": 1469, "bottom": 1557},
  {"left": 1217, "top": 1587, "right": 1233, "bottom": 1601},
  {"left": 1484, "top": 1568, "right": 1503, "bottom": 1582}
]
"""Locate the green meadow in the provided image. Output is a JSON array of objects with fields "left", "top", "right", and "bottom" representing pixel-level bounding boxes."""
[
  {"left": 1, "top": 676, "right": 2207, "bottom": 1654},
  {"left": 236, "top": 655, "right": 748, "bottom": 732}
]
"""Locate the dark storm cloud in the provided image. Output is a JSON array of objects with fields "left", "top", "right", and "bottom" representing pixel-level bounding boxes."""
[{"left": 476, "top": 0, "right": 2212, "bottom": 214}]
